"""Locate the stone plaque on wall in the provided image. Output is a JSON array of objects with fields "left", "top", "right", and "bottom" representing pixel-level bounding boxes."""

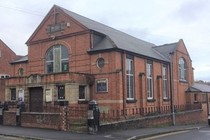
[{"left": 46, "top": 89, "right": 52, "bottom": 102}]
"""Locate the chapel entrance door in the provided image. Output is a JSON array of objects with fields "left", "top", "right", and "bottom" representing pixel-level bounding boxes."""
[{"left": 29, "top": 87, "right": 43, "bottom": 112}]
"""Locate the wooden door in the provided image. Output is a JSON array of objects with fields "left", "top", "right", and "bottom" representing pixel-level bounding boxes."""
[{"left": 29, "top": 87, "right": 43, "bottom": 112}]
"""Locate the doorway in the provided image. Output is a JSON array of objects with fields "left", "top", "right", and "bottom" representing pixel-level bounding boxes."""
[{"left": 29, "top": 87, "right": 43, "bottom": 112}]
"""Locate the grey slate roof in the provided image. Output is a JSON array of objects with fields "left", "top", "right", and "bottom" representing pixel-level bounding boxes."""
[
  {"left": 59, "top": 6, "right": 170, "bottom": 62},
  {"left": 186, "top": 83, "right": 210, "bottom": 93},
  {"left": 153, "top": 42, "right": 179, "bottom": 60},
  {"left": 11, "top": 55, "right": 28, "bottom": 64}
]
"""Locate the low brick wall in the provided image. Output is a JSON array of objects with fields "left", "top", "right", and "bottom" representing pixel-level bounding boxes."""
[
  {"left": 100, "top": 109, "right": 207, "bottom": 132},
  {"left": 21, "top": 112, "right": 62, "bottom": 130},
  {"left": 3, "top": 111, "right": 16, "bottom": 126}
]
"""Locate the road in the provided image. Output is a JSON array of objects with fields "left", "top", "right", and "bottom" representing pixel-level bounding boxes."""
[
  {"left": 143, "top": 126, "right": 210, "bottom": 140},
  {"left": 0, "top": 135, "right": 20, "bottom": 140}
]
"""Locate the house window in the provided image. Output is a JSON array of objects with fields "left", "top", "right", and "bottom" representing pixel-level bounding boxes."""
[
  {"left": 194, "top": 94, "right": 198, "bottom": 103},
  {"left": 46, "top": 45, "right": 69, "bottom": 73},
  {"left": 163, "top": 65, "right": 168, "bottom": 99},
  {"left": 147, "top": 61, "right": 153, "bottom": 99},
  {"left": 11, "top": 88, "right": 16, "bottom": 101},
  {"left": 79, "top": 85, "right": 86, "bottom": 100},
  {"left": 58, "top": 85, "right": 65, "bottom": 100},
  {"left": 126, "top": 55, "right": 134, "bottom": 100},
  {"left": 179, "top": 58, "right": 187, "bottom": 81},
  {"left": 0, "top": 50, "right": 1, "bottom": 57},
  {"left": 96, "top": 79, "right": 108, "bottom": 92}
]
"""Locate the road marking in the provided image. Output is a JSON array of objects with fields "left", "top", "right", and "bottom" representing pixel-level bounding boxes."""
[
  {"left": 139, "top": 130, "right": 189, "bottom": 140},
  {"left": 104, "top": 135, "right": 115, "bottom": 139}
]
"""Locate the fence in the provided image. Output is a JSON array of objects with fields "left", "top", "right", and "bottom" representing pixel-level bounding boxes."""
[
  {"left": 100, "top": 103, "right": 202, "bottom": 123},
  {"left": 2, "top": 102, "right": 202, "bottom": 131}
]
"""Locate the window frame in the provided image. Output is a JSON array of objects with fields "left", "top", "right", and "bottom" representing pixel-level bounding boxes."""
[
  {"left": 11, "top": 88, "right": 16, "bottom": 101},
  {"left": 46, "top": 45, "right": 69, "bottom": 74},
  {"left": 79, "top": 85, "right": 86, "bottom": 100},
  {"left": 163, "top": 65, "right": 168, "bottom": 100},
  {"left": 146, "top": 61, "right": 153, "bottom": 100},
  {"left": 126, "top": 55, "right": 134, "bottom": 100},
  {"left": 57, "top": 85, "right": 65, "bottom": 100},
  {"left": 96, "top": 79, "right": 108, "bottom": 93},
  {"left": 179, "top": 57, "right": 187, "bottom": 82}
]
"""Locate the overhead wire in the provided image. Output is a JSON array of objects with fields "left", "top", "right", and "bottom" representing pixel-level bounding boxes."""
[{"left": 0, "top": 5, "right": 44, "bottom": 17}]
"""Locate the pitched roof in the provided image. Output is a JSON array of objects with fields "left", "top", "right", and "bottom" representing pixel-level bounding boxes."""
[
  {"left": 153, "top": 42, "right": 179, "bottom": 60},
  {"left": 58, "top": 5, "right": 169, "bottom": 62},
  {"left": 11, "top": 55, "right": 28, "bottom": 64},
  {"left": 186, "top": 83, "right": 210, "bottom": 93}
]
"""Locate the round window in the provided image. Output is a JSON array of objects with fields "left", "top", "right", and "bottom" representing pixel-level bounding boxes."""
[{"left": 97, "top": 58, "right": 105, "bottom": 68}]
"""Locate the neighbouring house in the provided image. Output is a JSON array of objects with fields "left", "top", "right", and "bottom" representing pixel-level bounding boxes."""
[
  {"left": 0, "top": 39, "right": 17, "bottom": 78},
  {"left": 0, "top": 39, "right": 20, "bottom": 101},
  {"left": 0, "top": 5, "right": 205, "bottom": 130},
  {"left": 186, "top": 82, "right": 210, "bottom": 105}
]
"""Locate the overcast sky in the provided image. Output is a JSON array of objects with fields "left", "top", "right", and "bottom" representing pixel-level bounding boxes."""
[{"left": 0, "top": 0, "right": 209, "bottom": 81}]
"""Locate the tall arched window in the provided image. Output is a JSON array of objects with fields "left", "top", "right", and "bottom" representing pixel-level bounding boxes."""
[
  {"left": 179, "top": 57, "right": 187, "bottom": 81},
  {"left": 46, "top": 45, "right": 69, "bottom": 73}
]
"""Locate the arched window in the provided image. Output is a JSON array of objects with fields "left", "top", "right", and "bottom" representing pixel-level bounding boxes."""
[
  {"left": 179, "top": 57, "right": 187, "bottom": 81},
  {"left": 46, "top": 45, "right": 69, "bottom": 73}
]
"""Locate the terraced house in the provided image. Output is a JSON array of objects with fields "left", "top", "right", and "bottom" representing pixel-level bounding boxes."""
[{"left": 0, "top": 5, "right": 203, "bottom": 130}]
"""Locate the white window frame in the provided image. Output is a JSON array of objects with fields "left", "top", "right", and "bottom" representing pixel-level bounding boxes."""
[
  {"left": 147, "top": 62, "right": 153, "bottom": 100},
  {"left": 46, "top": 45, "right": 69, "bottom": 73},
  {"left": 179, "top": 58, "right": 187, "bottom": 81},
  {"left": 126, "top": 57, "right": 134, "bottom": 100},
  {"left": 163, "top": 65, "right": 168, "bottom": 99}
]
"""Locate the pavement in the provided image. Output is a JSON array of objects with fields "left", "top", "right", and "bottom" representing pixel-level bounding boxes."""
[{"left": 0, "top": 123, "right": 207, "bottom": 140}]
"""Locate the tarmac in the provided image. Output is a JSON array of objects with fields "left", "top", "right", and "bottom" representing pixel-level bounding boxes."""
[{"left": 0, "top": 123, "right": 207, "bottom": 140}]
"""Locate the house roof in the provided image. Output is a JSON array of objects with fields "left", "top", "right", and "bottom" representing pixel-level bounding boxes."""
[
  {"left": 186, "top": 83, "right": 210, "bottom": 93},
  {"left": 11, "top": 55, "right": 28, "bottom": 64},
  {"left": 58, "top": 5, "right": 170, "bottom": 62}
]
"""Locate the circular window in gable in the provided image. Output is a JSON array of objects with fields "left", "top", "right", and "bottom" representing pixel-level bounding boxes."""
[{"left": 97, "top": 58, "right": 105, "bottom": 68}]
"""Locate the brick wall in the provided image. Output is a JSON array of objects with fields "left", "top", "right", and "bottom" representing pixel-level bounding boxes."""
[
  {"left": 0, "top": 79, "right": 5, "bottom": 101},
  {"left": 100, "top": 104, "right": 207, "bottom": 132},
  {"left": 0, "top": 40, "right": 17, "bottom": 76},
  {"left": 21, "top": 112, "right": 62, "bottom": 130},
  {"left": 3, "top": 111, "right": 16, "bottom": 126}
]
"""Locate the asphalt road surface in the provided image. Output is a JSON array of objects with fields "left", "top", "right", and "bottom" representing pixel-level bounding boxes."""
[
  {"left": 0, "top": 135, "right": 20, "bottom": 140},
  {"left": 144, "top": 126, "right": 210, "bottom": 140}
]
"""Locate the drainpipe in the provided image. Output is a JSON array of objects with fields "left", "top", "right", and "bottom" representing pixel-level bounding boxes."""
[
  {"left": 206, "top": 93, "right": 209, "bottom": 116},
  {"left": 169, "top": 52, "right": 175, "bottom": 125},
  {"left": 121, "top": 52, "right": 125, "bottom": 116}
]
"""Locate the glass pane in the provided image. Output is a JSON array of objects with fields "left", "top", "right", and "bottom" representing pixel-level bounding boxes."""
[
  {"left": 126, "top": 59, "right": 130, "bottom": 74},
  {"left": 46, "top": 48, "right": 53, "bottom": 61},
  {"left": 62, "top": 60, "right": 69, "bottom": 72},
  {"left": 11, "top": 88, "right": 16, "bottom": 100},
  {"left": 79, "top": 86, "right": 85, "bottom": 99},
  {"left": 54, "top": 46, "right": 61, "bottom": 72},
  {"left": 130, "top": 76, "right": 134, "bottom": 98},
  {"left": 47, "top": 62, "right": 53, "bottom": 73},
  {"left": 61, "top": 46, "right": 68, "bottom": 59}
]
